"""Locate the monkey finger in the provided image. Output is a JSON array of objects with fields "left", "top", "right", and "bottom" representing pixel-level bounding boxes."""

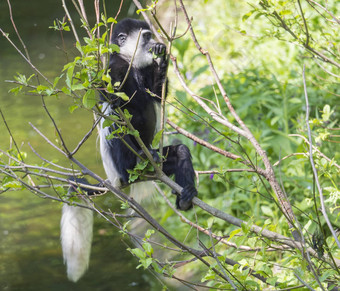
[{"left": 153, "top": 43, "right": 166, "bottom": 56}]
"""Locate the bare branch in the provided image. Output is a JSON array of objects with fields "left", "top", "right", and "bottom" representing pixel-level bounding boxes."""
[
  {"left": 306, "top": 0, "right": 340, "bottom": 25},
  {"left": 289, "top": 134, "right": 340, "bottom": 170},
  {"left": 0, "top": 28, "right": 53, "bottom": 86}
]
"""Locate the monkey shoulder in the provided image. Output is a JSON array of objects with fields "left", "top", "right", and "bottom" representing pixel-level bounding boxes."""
[{"left": 108, "top": 54, "right": 130, "bottom": 83}]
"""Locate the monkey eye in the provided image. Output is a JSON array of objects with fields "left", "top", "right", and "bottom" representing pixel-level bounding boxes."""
[
  {"left": 117, "top": 33, "right": 127, "bottom": 44},
  {"left": 143, "top": 31, "right": 152, "bottom": 41}
]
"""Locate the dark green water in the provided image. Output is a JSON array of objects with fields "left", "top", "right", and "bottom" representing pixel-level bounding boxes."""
[{"left": 0, "top": 1, "right": 158, "bottom": 290}]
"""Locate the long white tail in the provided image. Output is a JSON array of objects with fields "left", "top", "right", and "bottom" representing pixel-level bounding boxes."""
[{"left": 60, "top": 202, "right": 93, "bottom": 282}]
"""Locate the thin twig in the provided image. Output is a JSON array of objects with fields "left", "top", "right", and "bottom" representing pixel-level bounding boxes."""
[
  {"left": 273, "top": 152, "right": 308, "bottom": 167},
  {"left": 62, "top": 0, "right": 81, "bottom": 48},
  {"left": 40, "top": 96, "right": 70, "bottom": 155},
  {"left": 6, "top": 0, "right": 31, "bottom": 61},
  {"left": 0, "top": 28, "right": 52, "bottom": 86},
  {"left": 306, "top": 0, "right": 340, "bottom": 25},
  {"left": 74, "top": 0, "right": 92, "bottom": 38},
  {"left": 289, "top": 134, "right": 340, "bottom": 170},
  {"left": 118, "top": 29, "right": 143, "bottom": 91},
  {"left": 297, "top": 0, "right": 310, "bottom": 46},
  {"left": 0, "top": 109, "right": 24, "bottom": 161},
  {"left": 207, "top": 229, "right": 239, "bottom": 290},
  {"left": 27, "top": 142, "right": 80, "bottom": 172},
  {"left": 302, "top": 65, "right": 340, "bottom": 249},
  {"left": 71, "top": 117, "right": 101, "bottom": 156},
  {"left": 294, "top": 272, "right": 315, "bottom": 291}
]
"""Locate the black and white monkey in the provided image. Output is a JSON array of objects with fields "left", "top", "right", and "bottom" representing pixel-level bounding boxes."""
[{"left": 61, "top": 18, "right": 197, "bottom": 282}]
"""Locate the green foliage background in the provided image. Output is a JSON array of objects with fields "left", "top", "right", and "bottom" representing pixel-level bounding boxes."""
[{"left": 153, "top": 0, "right": 339, "bottom": 288}]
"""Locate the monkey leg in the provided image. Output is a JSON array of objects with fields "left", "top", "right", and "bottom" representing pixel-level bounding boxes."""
[{"left": 162, "top": 144, "right": 197, "bottom": 210}]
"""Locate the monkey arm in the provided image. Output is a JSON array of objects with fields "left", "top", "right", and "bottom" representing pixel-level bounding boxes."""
[{"left": 151, "top": 43, "right": 168, "bottom": 99}]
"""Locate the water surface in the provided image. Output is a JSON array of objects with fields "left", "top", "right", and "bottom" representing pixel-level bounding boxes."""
[{"left": 0, "top": 1, "right": 158, "bottom": 290}]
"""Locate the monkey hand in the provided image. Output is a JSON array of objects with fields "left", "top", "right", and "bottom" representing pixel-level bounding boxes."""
[
  {"left": 151, "top": 43, "right": 166, "bottom": 58},
  {"left": 176, "top": 185, "right": 198, "bottom": 211}
]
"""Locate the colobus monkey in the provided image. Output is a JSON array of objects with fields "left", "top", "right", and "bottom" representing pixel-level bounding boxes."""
[{"left": 61, "top": 18, "right": 197, "bottom": 282}]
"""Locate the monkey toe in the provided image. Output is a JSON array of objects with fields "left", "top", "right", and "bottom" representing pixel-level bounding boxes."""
[{"left": 176, "top": 184, "right": 197, "bottom": 211}]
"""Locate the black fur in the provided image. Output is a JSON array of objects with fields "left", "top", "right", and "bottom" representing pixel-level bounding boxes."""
[{"left": 102, "top": 18, "right": 197, "bottom": 210}]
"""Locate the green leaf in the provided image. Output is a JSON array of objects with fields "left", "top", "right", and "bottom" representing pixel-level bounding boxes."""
[
  {"left": 102, "top": 117, "right": 113, "bottom": 128},
  {"left": 14, "top": 72, "right": 31, "bottom": 85},
  {"left": 270, "top": 115, "right": 280, "bottom": 126},
  {"left": 128, "top": 129, "right": 140, "bottom": 138},
  {"left": 123, "top": 109, "right": 132, "bottom": 119},
  {"left": 151, "top": 262, "right": 162, "bottom": 274},
  {"left": 53, "top": 75, "right": 63, "bottom": 88},
  {"left": 228, "top": 228, "right": 241, "bottom": 241},
  {"left": 202, "top": 269, "right": 216, "bottom": 282},
  {"left": 261, "top": 205, "right": 274, "bottom": 217},
  {"left": 120, "top": 201, "right": 129, "bottom": 210},
  {"left": 45, "top": 88, "right": 56, "bottom": 96},
  {"left": 142, "top": 243, "right": 153, "bottom": 256},
  {"left": 134, "top": 160, "right": 149, "bottom": 171},
  {"left": 102, "top": 71, "right": 112, "bottom": 83},
  {"left": 242, "top": 11, "right": 253, "bottom": 21},
  {"left": 322, "top": 104, "right": 332, "bottom": 122},
  {"left": 65, "top": 63, "right": 75, "bottom": 88},
  {"left": 145, "top": 229, "right": 155, "bottom": 239},
  {"left": 69, "top": 104, "right": 79, "bottom": 113},
  {"left": 109, "top": 44, "right": 120, "bottom": 54},
  {"left": 9, "top": 86, "right": 23, "bottom": 95},
  {"left": 61, "top": 86, "right": 71, "bottom": 95},
  {"left": 142, "top": 258, "right": 153, "bottom": 269},
  {"left": 3, "top": 180, "right": 22, "bottom": 189},
  {"left": 71, "top": 83, "right": 85, "bottom": 91},
  {"left": 266, "top": 277, "right": 278, "bottom": 286},
  {"left": 280, "top": 10, "right": 292, "bottom": 16},
  {"left": 128, "top": 171, "right": 139, "bottom": 183},
  {"left": 128, "top": 248, "right": 145, "bottom": 259},
  {"left": 83, "top": 89, "right": 97, "bottom": 108},
  {"left": 107, "top": 17, "right": 117, "bottom": 24},
  {"left": 152, "top": 130, "right": 164, "bottom": 148},
  {"left": 116, "top": 92, "right": 129, "bottom": 101},
  {"left": 289, "top": 97, "right": 301, "bottom": 104},
  {"left": 106, "top": 82, "right": 114, "bottom": 93}
]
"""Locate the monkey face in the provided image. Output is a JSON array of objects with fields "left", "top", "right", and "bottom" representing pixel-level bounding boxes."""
[
  {"left": 117, "top": 28, "right": 156, "bottom": 68},
  {"left": 110, "top": 18, "right": 166, "bottom": 69}
]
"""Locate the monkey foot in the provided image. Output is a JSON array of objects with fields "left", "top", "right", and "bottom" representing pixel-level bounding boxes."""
[{"left": 176, "top": 184, "right": 198, "bottom": 211}]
